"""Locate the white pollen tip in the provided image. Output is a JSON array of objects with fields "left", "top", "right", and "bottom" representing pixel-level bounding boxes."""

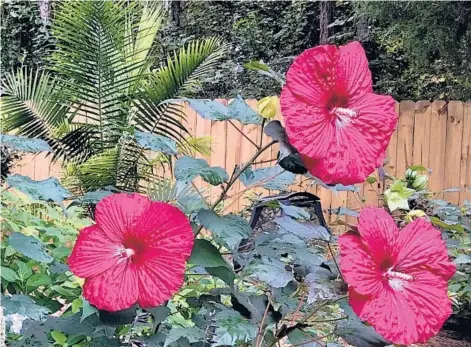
[{"left": 124, "top": 248, "right": 135, "bottom": 257}]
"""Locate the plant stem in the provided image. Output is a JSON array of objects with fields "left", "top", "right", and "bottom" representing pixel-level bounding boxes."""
[
  {"left": 194, "top": 140, "right": 276, "bottom": 236},
  {"left": 229, "top": 120, "right": 259, "bottom": 149}
]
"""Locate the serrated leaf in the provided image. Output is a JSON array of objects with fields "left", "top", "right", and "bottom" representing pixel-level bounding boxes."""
[
  {"left": 175, "top": 156, "right": 228, "bottom": 185},
  {"left": 240, "top": 165, "right": 295, "bottom": 190},
  {"left": 248, "top": 257, "right": 293, "bottom": 288},
  {"left": 135, "top": 131, "right": 178, "bottom": 155},
  {"left": 212, "top": 309, "right": 258, "bottom": 346},
  {"left": 0, "top": 134, "right": 53, "bottom": 153},
  {"left": 227, "top": 95, "right": 262, "bottom": 124},
  {"left": 288, "top": 329, "right": 322, "bottom": 347},
  {"left": 8, "top": 233, "right": 53, "bottom": 263},
  {"left": 2, "top": 266, "right": 19, "bottom": 284},
  {"left": 279, "top": 201, "right": 310, "bottom": 219},
  {"left": 6, "top": 174, "right": 71, "bottom": 208},
  {"left": 197, "top": 209, "right": 251, "bottom": 249},
  {"left": 276, "top": 216, "right": 330, "bottom": 241},
  {"left": 164, "top": 327, "right": 205, "bottom": 347},
  {"left": 26, "top": 274, "right": 52, "bottom": 287},
  {"left": 2, "top": 294, "right": 50, "bottom": 321},
  {"left": 189, "top": 239, "right": 229, "bottom": 268}
]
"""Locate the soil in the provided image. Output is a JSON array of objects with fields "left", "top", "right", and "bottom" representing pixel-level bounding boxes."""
[{"left": 418, "top": 330, "right": 471, "bottom": 347}]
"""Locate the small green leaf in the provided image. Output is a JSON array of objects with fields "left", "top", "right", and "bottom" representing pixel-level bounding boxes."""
[
  {"left": 51, "top": 285, "right": 77, "bottom": 298},
  {"left": 243, "top": 60, "right": 270, "bottom": 72},
  {"left": 0, "top": 134, "right": 53, "bottom": 153},
  {"left": 16, "top": 261, "right": 33, "bottom": 281},
  {"left": 71, "top": 298, "right": 82, "bottom": 313},
  {"left": 384, "top": 180, "right": 414, "bottom": 211},
  {"left": 197, "top": 209, "right": 252, "bottom": 249},
  {"left": 135, "top": 131, "right": 178, "bottom": 155},
  {"left": 51, "top": 330, "right": 68, "bottom": 345},
  {"left": 26, "top": 273, "right": 52, "bottom": 287},
  {"left": 189, "top": 239, "right": 229, "bottom": 268},
  {"left": 175, "top": 156, "right": 228, "bottom": 186},
  {"left": 51, "top": 247, "right": 71, "bottom": 259},
  {"left": 1, "top": 266, "right": 19, "bottom": 282},
  {"left": 366, "top": 176, "right": 377, "bottom": 184},
  {"left": 8, "top": 232, "right": 53, "bottom": 263}
]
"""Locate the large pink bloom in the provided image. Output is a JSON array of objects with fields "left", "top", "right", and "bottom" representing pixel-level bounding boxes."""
[
  {"left": 68, "top": 193, "right": 194, "bottom": 311},
  {"left": 280, "top": 41, "right": 398, "bottom": 185},
  {"left": 339, "top": 207, "right": 456, "bottom": 345}
]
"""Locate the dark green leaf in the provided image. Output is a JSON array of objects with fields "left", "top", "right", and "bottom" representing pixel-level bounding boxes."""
[
  {"left": 8, "top": 232, "right": 53, "bottom": 263},
  {"left": 1, "top": 266, "right": 19, "bottom": 282},
  {"left": 189, "top": 239, "right": 229, "bottom": 268},
  {"left": 175, "top": 156, "right": 228, "bottom": 186},
  {"left": 26, "top": 273, "right": 52, "bottom": 287},
  {"left": 288, "top": 329, "right": 322, "bottom": 347},
  {"left": 212, "top": 309, "right": 258, "bottom": 346},
  {"left": 226, "top": 95, "right": 262, "bottom": 125},
  {"left": 276, "top": 216, "right": 330, "bottom": 241},
  {"left": 135, "top": 131, "right": 178, "bottom": 155},
  {"left": 81, "top": 298, "right": 98, "bottom": 322},
  {"left": 240, "top": 165, "right": 295, "bottom": 190},
  {"left": 6, "top": 174, "right": 70, "bottom": 208},
  {"left": 164, "top": 327, "right": 205, "bottom": 347},
  {"left": 16, "top": 261, "right": 33, "bottom": 281},
  {"left": 331, "top": 207, "right": 360, "bottom": 218},
  {"left": 248, "top": 257, "right": 293, "bottom": 288},
  {"left": 2, "top": 294, "right": 50, "bottom": 321},
  {"left": 0, "top": 134, "right": 53, "bottom": 153},
  {"left": 197, "top": 209, "right": 251, "bottom": 249},
  {"left": 335, "top": 300, "right": 389, "bottom": 347},
  {"left": 145, "top": 305, "right": 170, "bottom": 325},
  {"left": 206, "top": 266, "right": 235, "bottom": 286},
  {"left": 75, "top": 189, "right": 115, "bottom": 204}
]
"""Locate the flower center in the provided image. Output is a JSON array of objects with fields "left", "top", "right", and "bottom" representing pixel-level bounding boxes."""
[
  {"left": 383, "top": 268, "right": 413, "bottom": 292},
  {"left": 331, "top": 107, "right": 359, "bottom": 128}
]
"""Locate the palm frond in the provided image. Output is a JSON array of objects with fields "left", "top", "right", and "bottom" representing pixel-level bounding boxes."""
[{"left": 178, "top": 136, "right": 212, "bottom": 157}]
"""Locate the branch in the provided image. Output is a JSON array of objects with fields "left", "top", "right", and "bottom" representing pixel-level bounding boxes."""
[{"left": 195, "top": 140, "right": 276, "bottom": 236}]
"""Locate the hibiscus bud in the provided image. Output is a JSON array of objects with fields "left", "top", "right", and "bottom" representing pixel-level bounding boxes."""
[
  {"left": 257, "top": 96, "right": 279, "bottom": 120},
  {"left": 412, "top": 175, "right": 428, "bottom": 190}
]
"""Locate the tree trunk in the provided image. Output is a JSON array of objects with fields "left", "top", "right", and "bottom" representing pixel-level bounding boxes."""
[{"left": 319, "top": 0, "right": 332, "bottom": 44}]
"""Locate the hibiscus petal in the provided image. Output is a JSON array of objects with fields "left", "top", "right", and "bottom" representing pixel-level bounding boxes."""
[
  {"left": 304, "top": 93, "right": 397, "bottom": 185},
  {"left": 337, "top": 41, "right": 373, "bottom": 98},
  {"left": 133, "top": 202, "right": 194, "bottom": 259},
  {"left": 83, "top": 260, "right": 138, "bottom": 311},
  {"left": 136, "top": 250, "right": 187, "bottom": 308},
  {"left": 68, "top": 225, "right": 120, "bottom": 278},
  {"left": 339, "top": 232, "right": 382, "bottom": 296},
  {"left": 285, "top": 44, "right": 339, "bottom": 105},
  {"left": 395, "top": 218, "right": 456, "bottom": 280},
  {"left": 351, "top": 270, "right": 452, "bottom": 345},
  {"left": 281, "top": 87, "right": 336, "bottom": 159},
  {"left": 357, "top": 207, "right": 399, "bottom": 265},
  {"left": 95, "top": 193, "right": 151, "bottom": 243}
]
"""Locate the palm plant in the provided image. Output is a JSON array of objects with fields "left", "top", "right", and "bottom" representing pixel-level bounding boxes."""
[{"left": 1, "top": 0, "right": 227, "bottom": 193}]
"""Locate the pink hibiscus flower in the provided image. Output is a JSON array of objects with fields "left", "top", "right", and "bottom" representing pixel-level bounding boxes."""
[
  {"left": 68, "top": 193, "right": 194, "bottom": 311},
  {"left": 339, "top": 207, "right": 456, "bottom": 345},
  {"left": 280, "top": 41, "right": 398, "bottom": 185}
]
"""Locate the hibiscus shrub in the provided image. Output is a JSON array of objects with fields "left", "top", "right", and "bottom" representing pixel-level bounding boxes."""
[{"left": 2, "top": 41, "right": 469, "bottom": 347}]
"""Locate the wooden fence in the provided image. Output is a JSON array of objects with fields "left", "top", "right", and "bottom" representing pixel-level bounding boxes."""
[{"left": 11, "top": 100, "right": 471, "bottom": 223}]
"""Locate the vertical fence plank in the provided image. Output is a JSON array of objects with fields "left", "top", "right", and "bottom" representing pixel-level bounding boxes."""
[
  {"left": 385, "top": 102, "right": 400, "bottom": 178},
  {"left": 460, "top": 103, "right": 471, "bottom": 204},
  {"left": 444, "top": 101, "right": 464, "bottom": 203},
  {"left": 412, "top": 101, "right": 432, "bottom": 168},
  {"left": 428, "top": 101, "right": 447, "bottom": 196},
  {"left": 396, "top": 101, "right": 415, "bottom": 176}
]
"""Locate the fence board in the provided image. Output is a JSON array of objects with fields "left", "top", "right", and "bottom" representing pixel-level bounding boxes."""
[{"left": 9, "top": 100, "right": 471, "bottom": 211}]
